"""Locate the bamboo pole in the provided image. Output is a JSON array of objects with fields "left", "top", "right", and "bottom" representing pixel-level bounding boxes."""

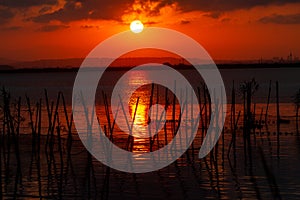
[
  {"left": 296, "top": 105, "right": 299, "bottom": 135},
  {"left": 164, "top": 87, "right": 168, "bottom": 145},
  {"left": 265, "top": 80, "right": 272, "bottom": 126},
  {"left": 276, "top": 81, "right": 280, "bottom": 157}
]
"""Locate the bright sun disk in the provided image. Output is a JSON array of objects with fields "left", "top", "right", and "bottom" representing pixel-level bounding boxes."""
[{"left": 130, "top": 20, "right": 144, "bottom": 33}]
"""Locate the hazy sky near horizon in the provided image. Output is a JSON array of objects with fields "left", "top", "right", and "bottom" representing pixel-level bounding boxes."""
[{"left": 0, "top": 0, "right": 299, "bottom": 61}]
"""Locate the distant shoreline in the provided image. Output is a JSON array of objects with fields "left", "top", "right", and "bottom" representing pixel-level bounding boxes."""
[{"left": 0, "top": 63, "right": 300, "bottom": 73}]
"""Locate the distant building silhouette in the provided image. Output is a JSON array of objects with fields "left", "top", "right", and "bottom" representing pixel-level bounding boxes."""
[{"left": 287, "top": 52, "right": 293, "bottom": 62}]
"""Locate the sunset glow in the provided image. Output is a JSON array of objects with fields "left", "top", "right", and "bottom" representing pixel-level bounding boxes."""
[{"left": 0, "top": 1, "right": 299, "bottom": 62}]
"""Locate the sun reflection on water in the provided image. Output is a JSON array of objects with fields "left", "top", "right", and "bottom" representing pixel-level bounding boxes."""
[{"left": 130, "top": 101, "right": 149, "bottom": 126}]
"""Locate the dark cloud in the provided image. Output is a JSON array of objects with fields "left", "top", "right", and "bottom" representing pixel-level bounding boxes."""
[
  {"left": 143, "top": 21, "right": 158, "bottom": 25},
  {"left": 180, "top": 20, "right": 190, "bottom": 25},
  {"left": 80, "top": 25, "right": 99, "bottom": 29},
  {"left": 0, "top": 7, "right": 14, "bottom": 24},
  {"left": 203, "top": 12, "right": 223, "bottom": 19},
  {"left": 37, "top": 24, "right": 70, "bottom": 32},
  {"left": 221, "top": 18, "right": 231, "bottom": 23},
  {"left": 170, "top": 0, "right": 300, "bottom": 12},
  {"left": 32, "top": 0, "right": 134, "bottom": 23},
  {"left": 259, "top": 13, "right": 300, "bottom": 24},
  {"left": 5, "top": 0, "right": 299, "bottom": 24},
  {"left": 39, "top": 6, "right": 53, "bottom": 14},
  {"left": 81, "top": 25, "right": 95, "bottom": 29},
  {"left": 1, "top": 26, "right": 22, "bottom": 31},
  {"left": 0, "top": 0, "right": 57, "bottom": 8}
]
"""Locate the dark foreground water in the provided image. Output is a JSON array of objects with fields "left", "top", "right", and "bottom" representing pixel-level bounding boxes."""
[{"left": 2, "top": 131, "right": 300, "bottom": 199}]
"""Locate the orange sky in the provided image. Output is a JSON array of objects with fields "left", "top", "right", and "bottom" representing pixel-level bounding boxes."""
[{"left": 0, "top": 0, "right": 300, "bottom": 61}]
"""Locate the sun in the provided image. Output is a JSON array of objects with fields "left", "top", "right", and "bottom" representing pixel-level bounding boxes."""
[{"left": 130, "top": 20, "right": 144, "bottom": 33}]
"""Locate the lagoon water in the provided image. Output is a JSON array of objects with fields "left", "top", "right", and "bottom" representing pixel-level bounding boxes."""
[
  {"left": 1, "top": 67, "right": 300, "bottom": 199},
  {"left": 1, "top": 67, "right": 300, "bottom": 102}
]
